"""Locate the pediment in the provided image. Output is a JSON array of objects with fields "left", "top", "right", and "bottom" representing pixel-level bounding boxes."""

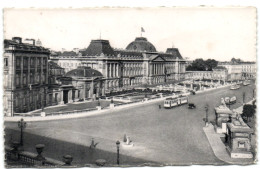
[{"left": 150, "top": 55, "right": 165, "bottom": 62}]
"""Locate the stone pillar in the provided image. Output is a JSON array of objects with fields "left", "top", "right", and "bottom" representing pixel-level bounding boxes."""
[
  {"left": 28, "top": 57, "right": 30, "bottom": 85},
  {"left": 59, "top": 90, "right": 63, "bottom": 105},
  {"left": 20, "top": 56, "right": 23, "bottom": 87},
  {"left": 68, "top": 90, "right": 73, "bottom": 103},
  {"left": 110, "top": 63, "right": 113, "bottom": 78},
  {"left": 40, "top": 57, "right": 43, "bottom": 84}
]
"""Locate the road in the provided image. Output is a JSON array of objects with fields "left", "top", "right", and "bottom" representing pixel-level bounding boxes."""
[{"left": 5, "top": 84, "right": 256, "bottom": 166}]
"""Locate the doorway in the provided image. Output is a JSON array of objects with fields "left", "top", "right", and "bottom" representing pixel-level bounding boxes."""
[{"left": 63, "top": 90, "right": 69, "bottom": 104}]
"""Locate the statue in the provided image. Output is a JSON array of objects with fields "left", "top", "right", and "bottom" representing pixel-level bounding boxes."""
[{"left": 220, "top": 98, "right": 227, "bottom": 108}]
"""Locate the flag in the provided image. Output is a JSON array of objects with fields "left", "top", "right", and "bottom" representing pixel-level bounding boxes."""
[{"left": 141, "top": 27, "right": 145, "bottom": 32}]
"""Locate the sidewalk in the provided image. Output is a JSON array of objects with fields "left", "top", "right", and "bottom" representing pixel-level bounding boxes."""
[{"left": 203, "top": 124, "right": 254, "bottom": 164}]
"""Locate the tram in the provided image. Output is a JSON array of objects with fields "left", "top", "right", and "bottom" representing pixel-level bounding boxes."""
[{"left": 164, "top": 96, "right": 189, "bottom": 108}]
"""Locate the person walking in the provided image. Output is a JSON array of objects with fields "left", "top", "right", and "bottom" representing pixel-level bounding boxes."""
[{"left": 158, "top": 105, "right": 161, "bottom": 109}]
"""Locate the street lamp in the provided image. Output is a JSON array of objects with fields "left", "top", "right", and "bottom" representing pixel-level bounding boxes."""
[
  {"left": 116, "top": 140, "right": 120, "bottom": 165},
  {"left": 242, "top": 92, "right": 246, "bottom": 104},
  {"left": 18, "top": 118, "right": 27, "bottom": 146},
  {"left": 205, "top": 104, "right": 209, "bottom": 127}
]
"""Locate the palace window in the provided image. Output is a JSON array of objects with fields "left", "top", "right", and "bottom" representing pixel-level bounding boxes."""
[
  {"left": 16, "top": 58, "right": 21, "bottom": 68},
  {"left": 4, "top": 58, "right": 8, "bottom": 68},
  {"left": 15, "top": 95, "right": 19, "bottom": 107},
  {"left": 30, "top": 58, "right": 35, "bottom": 67},
  {"left": 23, "top": 73, "right": 27, "bottom": 85},
  {"left": 23, "top": 57, "right": 28, "bottom": 67},
  {"left": 30, "top": 73, "right": 34, "bottom": 84},
  {"left": 16, "top": 74, "right": 20, "bottom": 86}
]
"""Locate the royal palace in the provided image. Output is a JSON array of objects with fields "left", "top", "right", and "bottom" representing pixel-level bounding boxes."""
[{"left": 3, "top": 36, "right": 186, "bottom": 115}]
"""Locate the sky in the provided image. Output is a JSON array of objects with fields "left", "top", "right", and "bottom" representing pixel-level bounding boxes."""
[{"left": 4, "top": 7, "right": 256, "bottom": 61}]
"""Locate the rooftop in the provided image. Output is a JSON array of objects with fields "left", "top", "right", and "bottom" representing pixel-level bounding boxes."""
[
  {"left": 65, "top": 66, "right": 103, "bottom": 78},
  {"left": 4, "top": 37, "right": 50, "bottom": 54},
  {"left": 126, "top": 37, "right": 157, "bottom": 52}
]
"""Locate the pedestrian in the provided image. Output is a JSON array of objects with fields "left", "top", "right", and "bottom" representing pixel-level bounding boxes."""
[{"left": 159, "top": 105, "right": 161, "bottom": 109}]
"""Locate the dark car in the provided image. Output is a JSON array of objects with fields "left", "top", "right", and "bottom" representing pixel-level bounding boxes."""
[{"left": 188, "top": 103, "right": 196, "bottom": 109}]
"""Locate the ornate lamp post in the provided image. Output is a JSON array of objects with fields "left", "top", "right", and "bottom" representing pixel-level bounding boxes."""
[
  {"left": 18, "top": 118, "right": 27, "bottom": 146},
  {"left": 116, "top": 140, "right": 120, "bottom": 165}
]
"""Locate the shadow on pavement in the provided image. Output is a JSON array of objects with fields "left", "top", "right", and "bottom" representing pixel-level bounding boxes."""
[{"left": 5, "top": 128, "right": 158, "bottom": 167}]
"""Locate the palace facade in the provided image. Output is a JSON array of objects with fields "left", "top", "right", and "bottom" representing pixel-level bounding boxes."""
[{"left": 50, "top": 37, "right": 186, "bottom": 96}]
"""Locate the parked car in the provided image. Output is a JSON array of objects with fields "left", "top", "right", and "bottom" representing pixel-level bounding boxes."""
[{"left": 188, "top": 103, "right": 196, "bottom": 109}]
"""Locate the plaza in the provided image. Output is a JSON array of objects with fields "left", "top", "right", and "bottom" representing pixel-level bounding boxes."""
[{"left": 4, "top": 83, "right": 256, "bottom": 166}]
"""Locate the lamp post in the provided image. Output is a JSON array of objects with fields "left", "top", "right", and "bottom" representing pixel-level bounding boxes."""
[
  {"left": 205, "top": 104, "right": 209, "bottom": 127},
  {"left": 242, "top": 92, "right": 246, "bottom": 105},
  {"left": 18, "top": 118, "right": 27, "bottom": 146},
  {"left": 116, "top": 140, "right": 120, "bottom": 165}
]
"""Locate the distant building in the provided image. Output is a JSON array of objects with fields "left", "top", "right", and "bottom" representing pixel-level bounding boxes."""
[
  {"left": 185, "top": 66, "right": 228, "bottom": 81},
  {"left": 218, "top": 62, "right": 256, "bottom": 80},
  {"left": 50, "top": 37, "right": 186, "bottom": 97},
  {"left": 3, "top": 37, "right": 50, "bottom": 116}
]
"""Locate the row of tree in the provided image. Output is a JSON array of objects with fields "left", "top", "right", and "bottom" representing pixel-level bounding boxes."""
[{"left": 186, "top": 59, "right": 218, "bottom": 71}]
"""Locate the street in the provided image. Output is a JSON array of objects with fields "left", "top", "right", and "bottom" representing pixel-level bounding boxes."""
[{"left": 5, "top": 84, "right": 255, "bottom": 165}]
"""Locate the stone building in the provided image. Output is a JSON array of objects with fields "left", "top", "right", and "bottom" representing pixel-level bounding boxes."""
[
  {"left": 50, "top": 37, "right": 186, "bottom": 94},
  {"left": 58, "top": 66, "right": 104, "bottom": 103},
  {"left": 3, "top": 37, "right": 50, "bottom": 116},
  {"left": 185, "top": 67, "right": 228, "bottom": 81},
  {"left": 218, "top": 62, "right": 256, "bottom": 80},
  {"left": 46, "top": 61, "right": 65, "bottom": 107}
]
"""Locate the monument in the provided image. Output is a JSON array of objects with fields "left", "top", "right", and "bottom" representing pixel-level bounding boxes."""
[
  {"left": 226, "top": 114, "right": 254, "bottom": 158},
  {"left": 214, "top": 98, "right": 234, "bottom": 133}
]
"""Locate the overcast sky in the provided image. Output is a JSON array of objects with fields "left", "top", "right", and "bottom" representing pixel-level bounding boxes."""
[{"left": 4, "top": 7, "right": 256, "bottom": 61}]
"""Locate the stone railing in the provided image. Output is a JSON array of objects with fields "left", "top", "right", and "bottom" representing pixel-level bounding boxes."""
[{"left": 5, "top": 142, "right": 72, "bottom": 167}]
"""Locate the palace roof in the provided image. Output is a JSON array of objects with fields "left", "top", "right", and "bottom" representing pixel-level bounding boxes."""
[
  {"left": 80, "top": 40, "right": 115, "bottom": 56},
  {"left": 65, "top": 66, "right": 103, "bottom": 78},
  {"left": 126, "top": 37, "right": 157, "bottom": 52}
]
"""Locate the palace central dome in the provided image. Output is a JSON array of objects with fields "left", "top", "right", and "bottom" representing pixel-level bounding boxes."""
[{"left": 126, "top": 37, "right": 157, "bottom": 52}]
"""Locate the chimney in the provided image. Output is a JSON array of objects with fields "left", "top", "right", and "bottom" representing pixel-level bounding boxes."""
[
  {"left": 12, "top": 37, "right": 22, "bottom": 44},
  {"left": 25, "top": 39, "right": 35, "bottom": 45}
]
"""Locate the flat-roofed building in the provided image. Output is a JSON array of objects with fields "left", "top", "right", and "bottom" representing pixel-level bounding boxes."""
[{"left": 3, "top": 37, "right": 50, "bottom": 116}]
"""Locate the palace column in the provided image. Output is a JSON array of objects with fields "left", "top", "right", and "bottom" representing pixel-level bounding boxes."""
[{"left": 20, "top": 56, "right": 23, "bottom": 88}]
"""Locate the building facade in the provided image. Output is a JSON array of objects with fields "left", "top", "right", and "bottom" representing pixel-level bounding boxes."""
[
  {"left": 185, "top": 66, "right": 228, "bottom": 81},
  {"left": 51, "top": 37, "right": 186, "bottom": 95},
  {"left": 3, "top": 37, "right": 50, "bottom": 116},
  {"left": 218, "top": 62, "right": 256, "bottom": 80}
]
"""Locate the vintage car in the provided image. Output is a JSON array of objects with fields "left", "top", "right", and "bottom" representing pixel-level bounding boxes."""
[{"left": 188, "top": 103, "right": 196, "bottom": 109}]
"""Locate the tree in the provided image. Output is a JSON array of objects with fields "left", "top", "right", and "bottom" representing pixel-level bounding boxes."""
[
  {"left": 242, "top": 104, "right": 256, "bottom": 122},
  {"left": 186, "top": 58, "right": 218, "bottom": 71},
  {"left": 205, "top": 59, "right": 218, "bottom": 71},
  {"left": 231, "top": 58, "right": 243, "bottom": 64},
  {"left": 186, "top": 58, "right": 206, "bottom": 71}
]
